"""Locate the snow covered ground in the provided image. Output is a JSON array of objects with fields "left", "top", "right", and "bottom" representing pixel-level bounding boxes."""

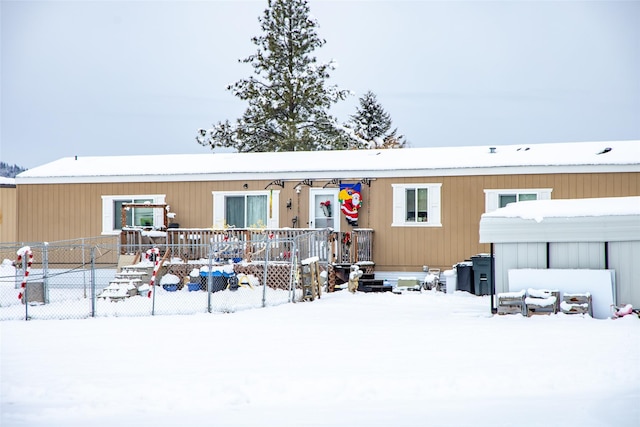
[{"left": 1, "top": 290, "right": 639, "bottom": 427}]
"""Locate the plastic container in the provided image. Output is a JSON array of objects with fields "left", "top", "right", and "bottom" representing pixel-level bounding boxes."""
[
  {"left": 442, "top": 269, "right": 457, "bottom": 294},
  {"left": 200, "top": 270, "right": 236, "bottom": 292}
]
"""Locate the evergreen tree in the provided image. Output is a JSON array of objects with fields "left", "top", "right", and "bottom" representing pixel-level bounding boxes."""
[
  {"left": 345, "top": 91, "right": 406, "bottom": 149},
  {"left": 0, "top": 162, "right": 26, "bottom": 178},
  {"left": 197, "top": 0, "right": 350, "bottom": 152}
]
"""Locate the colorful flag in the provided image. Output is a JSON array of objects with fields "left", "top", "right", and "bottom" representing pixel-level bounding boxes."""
[{"left": 339, "top": 183, "right": 363, "bottom": 226}]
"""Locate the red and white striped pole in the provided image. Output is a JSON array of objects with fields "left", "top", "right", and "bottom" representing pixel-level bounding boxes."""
[
  {"left": 147, "top": 247, "right": 160, "bottom": 298},
  {"left": 16, "top": 246, "right": 33, "bottom": 301}
]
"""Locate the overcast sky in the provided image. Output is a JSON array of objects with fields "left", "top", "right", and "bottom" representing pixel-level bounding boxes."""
[{"left": 1, "top": 0, "right": 639, "bottom": 169}]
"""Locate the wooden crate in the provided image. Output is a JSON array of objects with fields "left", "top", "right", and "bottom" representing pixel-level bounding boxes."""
[
  {"left": 497, "top": 291, "right": 526, "bottom": 315},
  {"left": 525, "top": 290, "right": 559, "bottom": 316},
  {"left": 561, "top": 293, "right": 592, "bottom": 316},
  {"left": 525, "top": 289, "right": 560, "bottom": 316}
]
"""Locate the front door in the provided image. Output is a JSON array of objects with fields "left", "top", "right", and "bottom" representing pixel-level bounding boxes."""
[{"left": 309, "top": 189, "right": 340, "bottom": 232}]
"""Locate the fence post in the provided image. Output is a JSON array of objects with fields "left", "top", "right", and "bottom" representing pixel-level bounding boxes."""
[
  {"left": 90, "top": 246, "right": 96, "bottom": 317},
  {"left": 151, "top": 254, "right": 157, "bottom": 316},
  {"left": 207, "top": 243, "right": 214, "bottom": 313},
  {"left": 22, "top": 254, "right": 29, "bottom": 321},
  {"left": 262, "top": 238, "right": 269, "bottom": 308},
  {"left": 82, "top": 238, "right": 87, "bottom": 298},
  {"left": 289, "top": 239, "right": 298, "bottom": 303},
  {"left": 42, "top": 242, "right": 50, "bottom": 304}
]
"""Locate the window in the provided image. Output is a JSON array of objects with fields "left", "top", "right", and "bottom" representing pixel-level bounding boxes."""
[
  {"left": 101, "top": 194, "right": 166, "bottom": 235},
  {"left": 213, "top": 190, "right": 280, "bottom": 229},
  {"left": 484, "top": 189, "right": 552, "bottom": 213},
  {"left": 225, "top": 194, "right": 267, "bottom": 228},
  {"left": 392, "top": 183, "right": 441, "bottom": 227}
]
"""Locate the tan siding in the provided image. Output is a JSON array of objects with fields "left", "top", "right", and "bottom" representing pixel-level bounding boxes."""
[
  {"left": 367, "top": 172, "right": 640, "bottom": 272},
  {"left": 0, "top": 186, "right": 17, "bottom": 242},
  {"left": 15, "top": 171, "right": 640, "bottom": 271}
]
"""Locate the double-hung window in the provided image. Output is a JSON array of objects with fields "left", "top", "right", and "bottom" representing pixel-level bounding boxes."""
[
  {"left": 484, "top": 188, "right": 552, "bottom": 212},
  {"left": 213, "top": 190, "right": 279, "bottom": 228},
  {"left": 392, "top": 183, "right": 442, "bottom": 227},
  {"left": 101, "top": 194, "right": 166, "bottom": 235}
]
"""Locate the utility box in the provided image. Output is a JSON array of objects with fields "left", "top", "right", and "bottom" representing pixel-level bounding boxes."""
[
  {"left": 21, "top": 282, "right": 46, "bottom": 304},
  {"left": 471, "top": 254, "right": 493, "bottom": 296}
]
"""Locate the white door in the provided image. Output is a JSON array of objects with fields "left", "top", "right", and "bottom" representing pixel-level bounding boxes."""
[{"left": 309, "top": 189, "right": 340, "bottom": 232}]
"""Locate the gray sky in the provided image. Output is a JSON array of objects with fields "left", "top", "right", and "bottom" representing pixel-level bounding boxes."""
[{"left": 2, "top": 0, "right": 639, "bottom": 169}]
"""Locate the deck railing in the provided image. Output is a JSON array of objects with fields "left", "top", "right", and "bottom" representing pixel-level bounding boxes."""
[{"left": 120, "top": 228, "right": 374, "bottom": 265}]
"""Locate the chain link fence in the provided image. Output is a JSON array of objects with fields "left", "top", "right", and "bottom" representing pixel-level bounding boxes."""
[{"left": 0, "top": 230, "right": 330, "bottom": 321}]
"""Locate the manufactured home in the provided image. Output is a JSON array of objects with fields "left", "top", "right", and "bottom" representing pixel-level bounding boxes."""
[{"left": 13, "top": 140, "right": 640, "bottom": 279}]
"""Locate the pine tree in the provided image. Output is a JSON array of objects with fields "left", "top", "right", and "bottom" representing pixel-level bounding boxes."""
[
  {"left": 0, "top": 162, "right": 27, "bottom": 178},
  {"left": 344, "top": 91, "right": 406, "bottom": 149},
  {"left": 197, "top": 0, "right": 350, "bottom": 152}
]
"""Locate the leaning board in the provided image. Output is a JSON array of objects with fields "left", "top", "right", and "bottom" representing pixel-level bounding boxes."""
[{"left": 508, "top": 269, "right": 615, "bottom": 319}]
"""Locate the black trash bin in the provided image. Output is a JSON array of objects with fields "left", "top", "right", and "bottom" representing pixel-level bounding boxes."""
[
  {"left": 456, "top": 261, "right": 474, "bottom": 294},
  {"left": 200, "top": 271, "right": 231, "bottom": 292},
  {"left": 471, "top": 254, "right": 493, "bottom": 296}
]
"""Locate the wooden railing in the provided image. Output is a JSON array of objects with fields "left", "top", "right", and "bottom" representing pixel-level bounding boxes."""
[
  {"left": 331, "top": 229, "right": 373, "bottom": 265},
  {"left": 120, "top": 228, "right": 374, "bottom": 265}
]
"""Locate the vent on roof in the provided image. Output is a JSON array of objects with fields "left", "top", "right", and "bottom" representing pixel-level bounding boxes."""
[
  {"left": 489, "top": 147, "right": 496, "bottom": 154},
  {"left": 597, "top": 147, "right": 612, "bottom": 155}
]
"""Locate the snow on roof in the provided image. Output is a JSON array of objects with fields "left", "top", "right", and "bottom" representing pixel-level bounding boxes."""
[
  {"left": 479, "top": 196, "right": 640, "bottom": 243},
  {"left": 483, "top": 196, "right": 640, "bottom": 220},
  {"left": 0, "top": 177, "right": 16, "bottom": 186},
  {"left": 15, "top": 140, "right": 640, "bottom": 184}
]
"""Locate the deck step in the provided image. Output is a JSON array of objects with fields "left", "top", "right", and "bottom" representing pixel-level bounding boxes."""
[{"left": 358, "top": 278, "right": 393, "bottom": 293}]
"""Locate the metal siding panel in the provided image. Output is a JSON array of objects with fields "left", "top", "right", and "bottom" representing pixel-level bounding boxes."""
[
  {"left": 494, "top": 243, "right": 514, "bottom": 293},
  {"left": 609, "top": 241, "right": 640, "bottom": 307},
  {"left": 550, "top": 242, "right": 605, "bottom": 269},
  {"left": 494, "top": 243, "right": 546, "bottom": 293}
]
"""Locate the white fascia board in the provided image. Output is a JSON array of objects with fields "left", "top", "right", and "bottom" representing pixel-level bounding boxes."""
[
  {"left": 479, "top": 215, "right": 640, "bottom": 243},
  {"left": 15, "top": 164, "right": 638, "bottom": 185}
]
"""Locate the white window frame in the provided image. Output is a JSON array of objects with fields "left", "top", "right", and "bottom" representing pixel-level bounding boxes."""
[
  {"left": 484, "top": 188, "right": 552, "bottom": 213},
  {"left": 392, "top": 183, "right": 442, "bottom": 227},
  {"left": 101, "top": 194, "right": 166, "bottom": 235},
  {"left": 212, "top": 190, "right": 280, "bottom": 229}
]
